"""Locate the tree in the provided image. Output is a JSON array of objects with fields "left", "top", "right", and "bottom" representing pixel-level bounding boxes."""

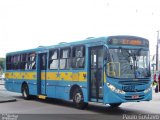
[{"left": 0, "top": 58, "right": 5, "bottom": 71}]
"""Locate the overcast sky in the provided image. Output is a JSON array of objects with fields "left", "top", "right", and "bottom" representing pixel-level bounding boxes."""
[{"left": 0, "top": 0, "right": 160, "bottom": 57}]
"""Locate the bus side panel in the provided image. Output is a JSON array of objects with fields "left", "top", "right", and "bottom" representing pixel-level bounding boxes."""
[
  {"left": 55, "top": 86, "right": 65, "bottom": 99},
  {"left": 46, "top": 84, "right": 69, "bottom": 100},
  {"left": 64, "top": 86, "right": 70, "bottom": 100},
  {"left": 46, "top": 86, "right": 56, "bottom": 98},
  {"left": 5, "top": 79, "right": 22, "bottom": 93},
  {"left": 5, "top": 72, "right": 14, "bottom": 91},
  {"left": 46, "top": 81, "right": 87, "bottom": 101},
  {"left": 13, "top": 80, "right": 22, "bottom": 93},
  {"left": 81, "top": 87, "right": 88, "bottom": 102},
  {"left": 5, "top": 71, "right": 38, "bottom": 95},
  {"left": 46, "top": 80, "right": 56, "bottom": 98},
  {"left": 5, "top": 79, "right": 13, "bottom": 92},
  {"left": 55, "top": 81, "right": 68, "bottom": 99},
  {"left": 10, "top": 79, "right": 38, "bottom": 95},
  {"left": 27, "top": 80, "right": 38, "bottom": 95}
]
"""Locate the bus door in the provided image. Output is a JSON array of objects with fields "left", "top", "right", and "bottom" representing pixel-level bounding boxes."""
[
  {"left": 89, "top": 46, "right": 103, "bottom": 102},
  {"left": 37, "top": 52, "right": 47, "bottom": 95}
]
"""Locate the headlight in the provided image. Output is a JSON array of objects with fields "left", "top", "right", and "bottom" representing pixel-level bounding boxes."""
[
  {"left": 107, "top": 83, "right": 125, "bottom": 94},
  {"left": 144, "top": 85, "right": 152, "bottom": 93},
  {"left": 107, "top": 83, "right": 116, "bottom": 91}
]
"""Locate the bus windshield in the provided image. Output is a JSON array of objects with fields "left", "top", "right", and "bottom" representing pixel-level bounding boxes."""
[{"left": 107, "top": 48, "right": 150, "bottom": 79}]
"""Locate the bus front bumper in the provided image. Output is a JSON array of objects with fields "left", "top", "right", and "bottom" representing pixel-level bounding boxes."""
[{"left": 103, "top": 85, "right": 152, "bottom": 104}]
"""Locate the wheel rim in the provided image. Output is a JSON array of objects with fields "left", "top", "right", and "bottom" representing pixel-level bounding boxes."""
[
  {"left": 75, "top": 93, "right": 82, "bottom": 103},
  {"left": 23, "top": 88, "right": 27, "bottom": 98}
]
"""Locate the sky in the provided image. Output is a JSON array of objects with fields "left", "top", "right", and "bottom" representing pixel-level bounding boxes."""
[{"left": 0, "top": 0, "right": 160, "bottom": 57}]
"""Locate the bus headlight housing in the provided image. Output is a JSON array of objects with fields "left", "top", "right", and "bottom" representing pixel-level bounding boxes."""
[
  {"left": 107, "top": 83, "right": 125, "bottom": 94},
  {"left": 144, "top": 84, "right": 152, "bottom": 93}
]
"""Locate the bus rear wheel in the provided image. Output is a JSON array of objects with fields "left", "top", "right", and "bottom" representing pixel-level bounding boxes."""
[
  {"left": 73, "top": 88, "right": 88, "bottom": 109},
  {"left": 109, "top": 103, "right": 121, "bottom": 107},
  {"left": 22, "top": 84, "right": 30, "bottom": 100}
]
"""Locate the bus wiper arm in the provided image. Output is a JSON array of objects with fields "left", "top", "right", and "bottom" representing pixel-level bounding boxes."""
[{"left": 118, "top": 47, "right": 131, "bottom": 57}]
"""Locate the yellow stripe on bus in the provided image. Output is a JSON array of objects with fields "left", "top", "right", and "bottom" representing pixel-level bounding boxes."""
[
  {"left": 5, "top": 72, "right": 87, "bottom": 82},
  {"left": 5, "top": 72, "right": 36, "bottom": 80},
  {"left": 78, "top": 72, "right": 87, "bottom": 82},
  {"left": 46, "top": 72, "right": 60, "bottom": 80}
]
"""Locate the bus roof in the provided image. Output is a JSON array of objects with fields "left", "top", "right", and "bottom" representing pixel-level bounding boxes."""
[
  {"left": 6, "top": 37, "right": 107, "bottom": 55},
  {"left": 6, "top": 35, "right": 149, "bottom": 56}
]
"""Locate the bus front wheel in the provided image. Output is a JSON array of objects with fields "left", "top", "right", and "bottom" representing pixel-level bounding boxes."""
[
  {"left": 22, "top": 84, "right": 30, "bottom": 100},
  {"left": 73, "top": 88, "right": 88, "bottom": 109},
  {"left": 109, "top": 103, "right": 121, "bottom": 107}
]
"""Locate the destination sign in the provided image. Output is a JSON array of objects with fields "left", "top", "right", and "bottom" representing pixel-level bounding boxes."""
[
  {"left": 122, "top": 39, "right": 142, "bottom": 45},
  {"left": 108, "top": 37, "right": 149, "bottom": 47}
]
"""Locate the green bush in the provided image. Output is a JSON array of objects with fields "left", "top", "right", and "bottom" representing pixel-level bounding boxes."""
[{"left": 0, "top": 58, "right": 5, "bottom": 73}]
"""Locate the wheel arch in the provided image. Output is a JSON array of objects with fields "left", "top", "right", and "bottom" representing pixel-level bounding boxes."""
[
  {"left": 21, "top": 81, "right": 28, "bottom": 92},
  {"left": 69, "top": 84, "right": 82, "bottom": 100}
]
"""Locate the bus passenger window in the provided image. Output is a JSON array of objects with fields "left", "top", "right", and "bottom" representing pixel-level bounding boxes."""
[
  {"left": 12, "top": 55, "right": 20, "bottom": 70},
  {"left": 6, "top": 56, "right": 11, "bottom": 70},
  {"left": 60, "top": 48, "right": 70, "bottom": 69},
  {"left": 49, "top": 49, "right": 59, "bottom": 69},
  {"left": 17, "top": 55, "right": 21, "bottom": 69},
  {"left": 11, "top": 56, "right": 14, "bottom": 69},
  {"left": 27, "top": 53, "right": 36, "bottom": 70},
  {"left": 72, "top": 46, "right": 85, "bottom": 69},
  {"left": 20, "top": 54, "right": 26, "bottom": 70}
]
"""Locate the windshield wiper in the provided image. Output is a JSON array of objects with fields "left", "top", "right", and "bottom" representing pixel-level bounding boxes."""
[{"left": 119, "top": 47, "right": 131, "bottom": 60}]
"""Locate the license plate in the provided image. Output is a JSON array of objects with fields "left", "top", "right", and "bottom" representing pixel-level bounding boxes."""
[
  {"left": 132, "top": 95, "right": 139, "bottom": 99},
  {"left": 122, "top": 85, "right": 135, "bottom": 91}
]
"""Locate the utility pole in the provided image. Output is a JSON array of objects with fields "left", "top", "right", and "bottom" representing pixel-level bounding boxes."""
[{"left": 156, "top": 31, "right": 159, "bottom": 71}]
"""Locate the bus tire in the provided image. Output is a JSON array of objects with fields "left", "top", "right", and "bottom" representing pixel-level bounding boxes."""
[
  {"left": 22, "top": 84, "right": 30, "bottom": 100},
  {"left": 109, "top": 103, "right": 121, "bottom": 107},
  {"left": 73, "top": 88, "right": 88, "bottom": 109}
]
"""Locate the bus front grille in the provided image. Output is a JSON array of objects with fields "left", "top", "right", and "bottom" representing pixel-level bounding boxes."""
[
  {"left": 119, "top": 80, "right": 150, "bottom": 85},
  {"left": 123, "top": 89, "right": 144, "bottom": 92}
]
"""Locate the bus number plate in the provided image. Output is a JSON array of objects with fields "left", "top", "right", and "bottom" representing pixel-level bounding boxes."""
[
  {"left": 122, "top": 85, "right": 135, "bottom": 91},
  {"left": 132, "top": 95, "right": 139, "bottom": 99}
]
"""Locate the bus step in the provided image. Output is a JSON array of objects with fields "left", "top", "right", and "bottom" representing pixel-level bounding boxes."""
[{"left": 38, "top": 95, "right": 47, "bottom": 99}]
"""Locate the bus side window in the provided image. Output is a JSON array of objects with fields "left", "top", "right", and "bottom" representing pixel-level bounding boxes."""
[
  {"left": 6, "top": 55, "right": 22, "bottom": 70},
  {"left": 6, "top": 56, "right": 11, "bottom": 70},
  {"left": 49, "top": 49, "right": 59, "bottom": 69},
  {"left": 17, "top": 55, "right": 21, "bottom": 69},
  {"left": 72, "top": 46, "right": 85, "bottom": 68},
  {"left": 30, "top": 53, "right": 36, "bottom": 70},
  {"left": 59, "top": 48, "right": 70, "bottom": 69},
  {"left": 26, "top": 53, "right": 36, "bottom": 70},
  {"left": 12, "top": 55, "right": 20, "bottom": 70},
  {"left": 25, "top": 54, "right": 29, "bottom": 70},
  {"left": 20, "top": 54, "right": 26, "bottom": 70},
  {"left": 11, "top": 56, "right": 14, "bottom": 70}
]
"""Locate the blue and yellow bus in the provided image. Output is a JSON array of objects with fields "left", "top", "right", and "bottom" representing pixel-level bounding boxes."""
[{"left": 5, "top": 36, "right": 152, "bottom": 109}]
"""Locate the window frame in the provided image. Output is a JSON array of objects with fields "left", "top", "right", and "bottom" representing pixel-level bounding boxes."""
[
  {"left": 6, "top": 55, "right": 12, "bottom": 70},
  {"left": 49, "top": 49, "right": 59, "bottom": 70},
  {"left": 27, "top": 53, "right": 36, "bottom": 70},
  {"left": 59, "top": 47, "right": 71, "bottom": 70},
  {"left": 19, "top": 54, "right": 27, "bottom": 70},
  {"left": 71, "top": 45, "right": 85, "bottom": 69}
]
